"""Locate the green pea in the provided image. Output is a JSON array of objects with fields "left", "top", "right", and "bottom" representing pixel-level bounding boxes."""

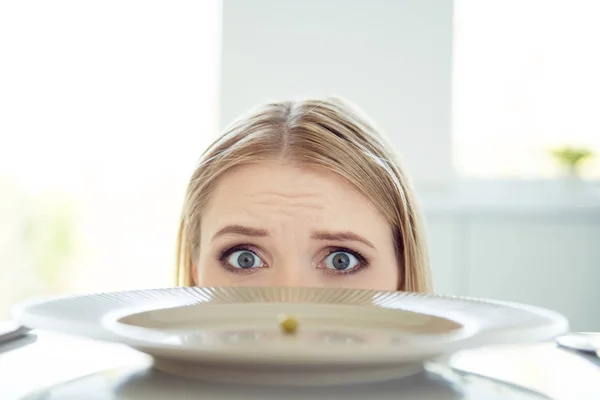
[{"left": 279, "top": 315, "right": 298, "bottom": 334}]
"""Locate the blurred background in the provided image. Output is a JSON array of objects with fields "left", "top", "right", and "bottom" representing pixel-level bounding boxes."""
[{"left": 0, "top": 0, "right": 598, "bottom": 330}]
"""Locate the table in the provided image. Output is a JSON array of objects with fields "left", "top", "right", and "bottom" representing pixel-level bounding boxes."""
[{"left": 0, "top": 331, "right": 599, "bottom": 399}]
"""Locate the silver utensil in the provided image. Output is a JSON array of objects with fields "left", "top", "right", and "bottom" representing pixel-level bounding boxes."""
[
  {"left": 556, "top": 333, "right": 600, "bottom": 358},
  {"left": 0, "top": 321, "right": 30, "bottom": 346}
]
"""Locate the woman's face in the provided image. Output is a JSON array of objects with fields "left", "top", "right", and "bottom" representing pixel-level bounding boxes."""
[{"left": 194, "top": 161, "right": 399, "bottom": 290}]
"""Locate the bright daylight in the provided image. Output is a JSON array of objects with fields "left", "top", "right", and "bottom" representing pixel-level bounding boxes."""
[{"left": 0, "top": 0, "right": 599, "bottom": 398}]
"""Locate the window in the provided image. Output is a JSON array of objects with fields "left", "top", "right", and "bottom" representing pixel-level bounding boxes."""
[
  {"left": 453, "top": 0, "right": 600, "bottom": 179},
  {"left": 0, "top": 1, "right": 221, "bottom": 319}
]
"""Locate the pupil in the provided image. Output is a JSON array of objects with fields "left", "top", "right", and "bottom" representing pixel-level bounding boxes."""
[
  {"left": 237, "top": 252, "right": 255, "bottom": 269},
  {"left": 332, "top": 253, "right": 350, "bottom": 270}
]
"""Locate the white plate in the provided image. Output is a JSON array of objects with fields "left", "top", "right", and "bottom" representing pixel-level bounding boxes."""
[{"left": 12, "top": 286, "right": 568, "bottom": 386}]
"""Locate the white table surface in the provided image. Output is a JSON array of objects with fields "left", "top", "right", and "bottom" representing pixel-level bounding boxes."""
[{"left": 0, "top": 331, "right": 599, "bottom": 400}]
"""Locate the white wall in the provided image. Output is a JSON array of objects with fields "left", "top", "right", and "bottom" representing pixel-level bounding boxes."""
[
  {"left": 219, "top": 0, "right": 600, "bottom": 331},
  {"left": 425, "top": 211, "right": 600, "bottom": 332},
  {"left": 423, "top": 181, "right": 600, "bottom": 331},
  {"left": 220, "top": 0, "right": 454, "bottom": 187}
]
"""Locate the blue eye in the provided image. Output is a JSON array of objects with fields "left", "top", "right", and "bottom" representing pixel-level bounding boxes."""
[
  {"left": 226, "top": 250, "right": 265, "bottom": 269},
  {"left": 324, "top": 251, "right": 359, "bottom": 271}
]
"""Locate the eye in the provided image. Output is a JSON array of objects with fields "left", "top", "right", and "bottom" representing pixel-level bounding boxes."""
[
  {"left": 323, "top": 251, "right": 359, "bottom": 271},
  {"left": 226, "top": 250, "right": 265, "bottom": 269}
]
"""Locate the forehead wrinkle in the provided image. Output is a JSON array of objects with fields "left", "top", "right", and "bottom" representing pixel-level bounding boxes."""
[
  {"left": 246, "top": 190, "right": 328, "bottom": 211},
  {"left": 252, "top": 200, "right": 326, "bottom": 212},
  {"left": 249, "top": 189, "right": 324, "bottom": 200}
]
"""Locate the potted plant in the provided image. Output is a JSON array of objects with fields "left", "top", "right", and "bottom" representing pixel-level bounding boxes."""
[{"left": 550, "top": 146, "right": 594, "bottom": 179}]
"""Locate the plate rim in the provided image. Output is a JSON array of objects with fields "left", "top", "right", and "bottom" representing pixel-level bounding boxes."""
[{"left": 12, "top": 286, "right": 569, "bottom": 365}]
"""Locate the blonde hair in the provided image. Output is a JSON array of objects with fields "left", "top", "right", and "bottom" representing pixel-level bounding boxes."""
[{"left": 176, "top": 97, "right": 432, "bottom": 292}]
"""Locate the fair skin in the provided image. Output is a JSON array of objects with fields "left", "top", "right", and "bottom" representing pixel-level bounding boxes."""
[{"left": 193, "top": 161, "right": 399, "bottom": 290}]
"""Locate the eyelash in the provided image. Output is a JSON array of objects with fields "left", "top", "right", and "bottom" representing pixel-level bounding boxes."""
[
  {"left": 217, "top": 245, "right": 371, "bottom": 276},
  {"left": 322, "top": 247, "right": 370, "bottom": 276},
  {"left": 218, "top": 244, "right": 264, "bottom": 275}
]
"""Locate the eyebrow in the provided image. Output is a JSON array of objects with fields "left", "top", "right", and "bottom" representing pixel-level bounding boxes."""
[
  {"left": 211, "top": 225, "right": 269, "bottom": 242},
  {"left": 311, "top": 231, "right": 376, "bottom": 249}
]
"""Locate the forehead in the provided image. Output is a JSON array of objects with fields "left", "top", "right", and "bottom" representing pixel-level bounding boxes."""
[{"left": 201, "top": 162, "right": 389, "bottom": 232}]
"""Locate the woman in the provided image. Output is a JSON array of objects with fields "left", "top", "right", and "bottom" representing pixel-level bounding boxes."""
[{"left": 176, "top": 97, "right": 432, "bottom": 292}]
